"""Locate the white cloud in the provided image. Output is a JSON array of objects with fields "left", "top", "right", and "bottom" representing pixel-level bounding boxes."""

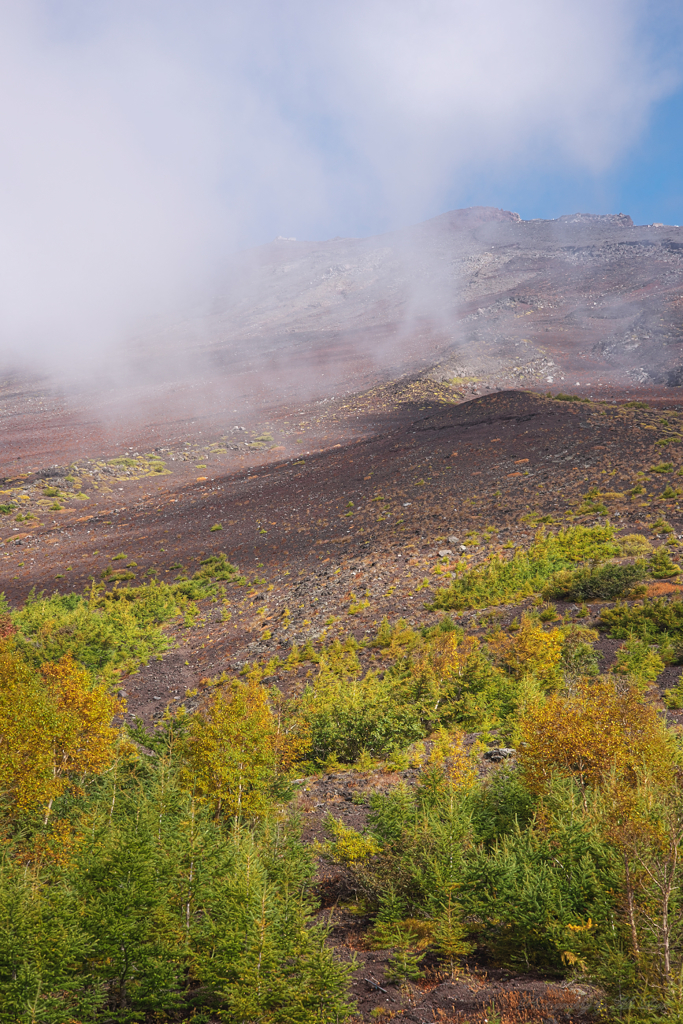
[{"left": 0, "top": 0, "right": 679, "bottom": 371}]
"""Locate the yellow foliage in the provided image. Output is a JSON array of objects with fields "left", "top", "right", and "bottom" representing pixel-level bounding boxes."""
[
  {"left": 182, "top": 676, "right": 305, "bottom": 818},
  {"left": 41, "top": 655, "right": 122, "bottom": 778},
  {"left": 428, "top": 727, "right": 477, "bottom": 793},
  {"left": 0, "top": 645, "right": 122, "bottom": 819},
  {"left": 316, "top": 816, "right": 383, "bottom": 865},
  {"left": 518, "top": 678, "right": 677, "bottom": 795},
  {"left": 489, "top": 615, "right": 563, "bottom": 683},
  {"left": 424, "top": 632, "right": 480, "bottom": 680}
]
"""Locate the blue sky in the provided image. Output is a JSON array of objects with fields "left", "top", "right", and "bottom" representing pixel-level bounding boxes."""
[{"left": 443, "top": 87, "right": 683, "bottom": 228}]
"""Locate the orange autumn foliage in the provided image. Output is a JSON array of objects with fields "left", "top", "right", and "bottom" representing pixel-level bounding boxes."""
[
  {"left": 518, "top": 677, "right": 676, "bottom": 795},
  {"left": 0, "top": 643, "right": 122, "bottom": 817}
]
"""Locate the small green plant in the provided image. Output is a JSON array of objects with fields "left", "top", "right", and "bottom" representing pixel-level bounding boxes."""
[
  {"left": 649, "top": 548, "right": 681, "bottom": 578},
  {"left": 649, "top": 462, "right": 674, "bottom": 474},
  {"left": 619, "top": 534, "right": 653, "bottom": 557},
  {"left": 348, "top": 593, "right": 370, "bottom": 614},
  {"left": 543, "top": 561, "right": 648, "bottom": 603},
  {"left": 211, "top": 523, "right": 223, "bottom": 532},
  {"left": 664, "top": 680, "right": 683, "bottom": 709},
  {"left": 384, "top": 938, "right": 425, "bottom": 983},
  {"left": 651, "top": 519, "right": 674, "bottom": 535}
]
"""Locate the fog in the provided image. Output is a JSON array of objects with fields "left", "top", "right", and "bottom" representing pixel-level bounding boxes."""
[{"left": 0, "top": 0, "right": 681, "bottom": 382}]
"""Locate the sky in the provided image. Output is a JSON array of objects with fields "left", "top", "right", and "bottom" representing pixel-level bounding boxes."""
[{"left": 1, "top": 0, "right": 683, "bottom": 369}]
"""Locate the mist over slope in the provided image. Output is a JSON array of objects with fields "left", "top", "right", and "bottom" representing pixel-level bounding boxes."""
[
  {"left": 147, "top": 204, "right": 683, "bottom": 401},
  {"left": 3, "top": 204, "right": 683, "bottom": 475}
]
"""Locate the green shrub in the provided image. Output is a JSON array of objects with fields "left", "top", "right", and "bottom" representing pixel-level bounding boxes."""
[
  {"left": 649, "top": 548, "right": 681, "bottom": 578},
  {"left": 7, "top": 554, "right": 246, "bottom": 675},
  {"left": 11, "top": 584, "right": 179, "bottom": 674},
  {"left": 543, "top": 561, "right": 647, "bottom": 603},
  {"left": 298, "top": 661, "right": 427, "bottom": 764},
  {"left": 599, "top": 598, "right": 683, "bottom": 658},
  {"left": 612, "top": 636, "right": 665, "bottom": 687},
  {"left": 619, "top": 534, "right": 652, "bottom": 557},
  {"left": 431, "top": 525, "right": 620, "bottom": 611}
]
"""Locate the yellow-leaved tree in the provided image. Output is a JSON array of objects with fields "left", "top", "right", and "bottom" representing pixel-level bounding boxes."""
[
  {"left": 425, "top": 632, "right": 480, "bottom": 682},
  {"left": 488, "top": 615, "right": 564, "bottom": 685},
  {"left": 518, "top": 677, "right": 676, "bottom": 800},
  {"left": 181, "top": 676, "right": 305, "bottom": 818},
  {"left": 0, "top": 644, "right": 122, "bottom": 820}
]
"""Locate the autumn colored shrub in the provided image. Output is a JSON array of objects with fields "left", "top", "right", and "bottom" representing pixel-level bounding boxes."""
[
  {"left": 488, "top": 615, "right": 564, "bottom": 685},
  {"left": 619, "top": 533, "right": 653, "bottom": 557},
  {"left": 181, "top": 676, "right": 303, "bottom": 818},
  {"left": 0, "top": 645, "right": 122, "bottom": 820},
  {"left": 517, "top": 678, "right": 676, "bottom": 796}
]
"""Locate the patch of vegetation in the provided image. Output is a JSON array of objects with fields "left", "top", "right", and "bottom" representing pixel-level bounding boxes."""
[
  {"left": 599, "top": 597, "right": 683, "bottom": 657},
  {"left": 650, "top": 548, "right": 681, "bottom": 578},
  {"left": 543, "top": 561, "right": 648, "bottom": 602},
  {"left": 6, "top": 553, "right": 247, "bottom": 675},
  {"left": 619, "top": 534, "right": 653, "bottom": 557},
  {"left": 6, "top": 490, "right": 683, "bottom": 1019},
  {"left": 430, "top": 524, "right": 620, "bottom": 611}
]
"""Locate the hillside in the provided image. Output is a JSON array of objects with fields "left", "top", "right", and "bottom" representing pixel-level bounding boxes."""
[{"left": 3, "top": 208, "right": 683, "bottom": 1021}]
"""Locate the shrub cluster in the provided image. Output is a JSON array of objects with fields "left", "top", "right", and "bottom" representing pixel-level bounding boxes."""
[{"left": 4, "top": 528, "right": 683, "bottom": 1022}]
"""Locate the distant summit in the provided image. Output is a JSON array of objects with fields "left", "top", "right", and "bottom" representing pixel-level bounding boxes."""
[{"left": 555, "top": 212, "right": 633, "bottom": 227}]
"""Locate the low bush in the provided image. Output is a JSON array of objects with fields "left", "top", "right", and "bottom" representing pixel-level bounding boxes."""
[
  {"left": 619, "top": 534, "right": 653, "bottom": 557},
  {"left": 543, "top": 561, "right": 647, "bottom": 602},
  {"left": 430, "top": 525, "right": 620, "bottom": 611},
  {"left": 599, "top": 597, "right": 683, "bottom": 657},
  {"left": 6, "top": 553, "right": 247, "bottom": 675}
]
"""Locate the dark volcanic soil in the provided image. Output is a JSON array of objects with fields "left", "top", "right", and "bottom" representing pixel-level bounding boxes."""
[
  {"left": 5, "top": 380, "right": 683, "bottom": 730},
  {"left": 5, "top": 382, "right": 683, "bottom": 1020}
]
